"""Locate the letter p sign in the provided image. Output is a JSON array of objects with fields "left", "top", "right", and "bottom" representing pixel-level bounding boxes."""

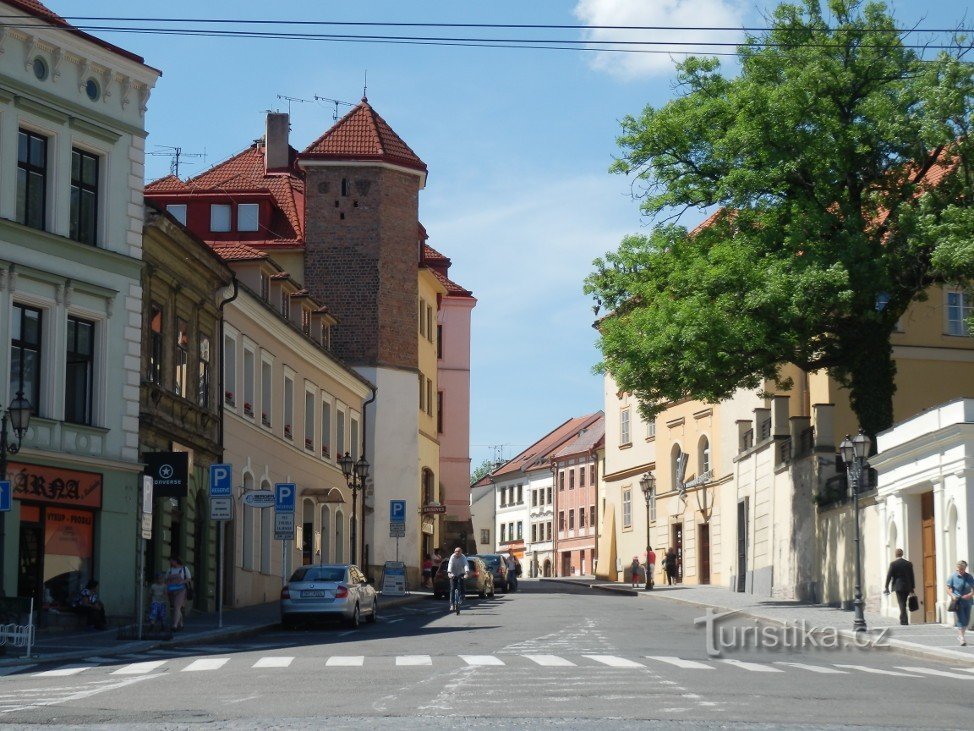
[
  {"left": 209, "top": 464, "right": 232, "bottom": 498},
  {"left": 275, "top": 483, "right": 296, "bottom": 513}
]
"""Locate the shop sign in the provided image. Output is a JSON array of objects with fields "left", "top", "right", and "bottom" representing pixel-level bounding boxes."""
[
  {"left": 8, "top": 462, "right": 102, "bottom": 508},
  {"left": 420, "top": 504, "right": 446, "bottom": 514},
  {"left": 421, "top": 518, "right": 434, "bottom": 535},
  {"left": 242, "top": 491, "right": 276, "bottom": 508},
  {"left": 144, "top": 452, "right": 189, "bottom": 498}
]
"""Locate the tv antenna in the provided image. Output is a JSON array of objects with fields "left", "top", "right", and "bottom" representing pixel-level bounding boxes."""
[
  {"left": 314, "top": 95, "right": 355, "bottom": 121},
  {"left": 276, "top": 94, "right": 314, "bottom": 115},
  {"left": 146, "top": 145, "right": 206, "bottom": 178}
]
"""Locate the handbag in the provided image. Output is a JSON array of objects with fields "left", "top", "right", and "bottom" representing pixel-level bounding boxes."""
[
  {"left": 948, "top": 597, "right": 958, "bottom": 613},
  {"left": 907, "top": 593, "right": 919, "bottom": 612}
]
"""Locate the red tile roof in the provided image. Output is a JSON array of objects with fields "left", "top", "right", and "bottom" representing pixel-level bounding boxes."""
[
  {"left": 301, "top": 98, "right": 427, "bottom": 173},
  {"left": 491, "top": 413, "right": 603, "bottom": 478},
  {"left": 552, "top": 415, "right": 605, "bottom": 459},
  {"left": 421, "top": 243, "right": 472, "bottom": 297},
  {"left": 208, "top": 243, "right": 267, "bottom": 262},
  {"left": 146, "top": 174, "right": 187, "bottom": 193}
]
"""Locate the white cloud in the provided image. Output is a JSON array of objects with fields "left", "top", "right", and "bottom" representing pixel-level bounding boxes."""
[{"left": 573, "top": 0, "right": 746, "bottom": 79}]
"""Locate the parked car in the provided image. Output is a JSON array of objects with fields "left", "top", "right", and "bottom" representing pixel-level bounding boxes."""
[
  {"left": 280, "top": 563, "right": 377, "bottom": 629},
  {"left": 432, "top": 556, "right": 495, "bottom": 599},
  {"left": 472, "top": 553, "right": 510, "bottom": 592}
]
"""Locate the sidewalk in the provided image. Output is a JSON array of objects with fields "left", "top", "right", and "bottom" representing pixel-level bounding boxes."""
[
  {"left": 543, "top": 576, "right": 974, "bottom": 666},
  {"left": 0, "top": 589, "right": 428, "bottom": 669}
]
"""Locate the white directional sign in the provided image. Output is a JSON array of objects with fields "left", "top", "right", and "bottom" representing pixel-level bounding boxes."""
[
  {"left": 389, "top": 523, "right": 406, "bottom": 538},
  {"left": 210, "top": 496, "right": 233, "bottom": 521}
]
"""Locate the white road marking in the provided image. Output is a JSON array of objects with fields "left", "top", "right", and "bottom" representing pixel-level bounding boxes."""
[
  {"left": 385, "top": 618, "right": 404, "bottom": 624},
  {"left": 396, "top": 655, "right": 432, "bottom": 666},
  {"left": 460, "top": 655, "right": 506, "bottom": 666},
  {"left": 583, "top": 655, "right": 645, "bottom": 668},
  {"left": 181, "top": 658, "right": 230, "bottom": 672},
  {"left": 522, "top": 654, "right": 576, "bottom": 667},
  {"left": 774, "top": 662, "right": 848, "bottom": 674},
  {"left": 718, "top": 659, "right": 783, "bottom": 673},
  {"left": 252, "top": 656, "right": 294, "bottom": 669},
  {"left": 646, "top": 656, "right": 714, "bottom": 670},
  {"left": 954, "top": 667, "right": 974, "bottom": 674},
  {"left": 337, "top": 630, "right": 357, "bottom": 637},
  {"left": 33, "top": 666, "right": 93, "bottom": 677},
  {"left": 112, "top": 661, "right": 167, "bottom": 675},
  {"left": 1, "top": 674, "right": 156, "bottom": 714},
  {"left": 896, "top": 666, "right": 974, "bottom": 680},
  {"left": 834, "top": 664, "right": 921, "bottom": 677},
  {"left": 326, "top": 656, "right": 364, "bottom": 667}
]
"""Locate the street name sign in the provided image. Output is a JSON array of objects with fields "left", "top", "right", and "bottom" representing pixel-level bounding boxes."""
[
  {"left": 0, "top": 480, "right": 10, "bottom": 512},
  {"left": 242, "top": 490, "right": 275, "bottom": 509},
  {"left": 274, "top": 482, "right": 296, "bottom": 540}
]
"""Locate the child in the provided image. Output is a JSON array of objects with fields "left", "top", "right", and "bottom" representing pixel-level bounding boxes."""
[
  {"left": 630, "top": 556, "right": 641, "bottom": 588},
  {"left": 148, "top": 572, "right": 169, "bottom": 631}
]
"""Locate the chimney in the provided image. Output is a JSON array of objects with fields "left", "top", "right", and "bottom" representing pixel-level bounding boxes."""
[{"left": 265, "top": 112, "right": 290, "bottom": 172}]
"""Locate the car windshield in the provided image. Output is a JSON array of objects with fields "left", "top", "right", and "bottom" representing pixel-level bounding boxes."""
[{"left": 289, "top": 567, "right": 345, "bottom": 583}]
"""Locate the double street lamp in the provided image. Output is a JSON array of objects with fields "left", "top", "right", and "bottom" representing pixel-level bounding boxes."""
[
  {"left": 639, "top": 471, "right": 656, "bottom": 590},
  {"left": 338, "top": 451, "right": 369, "bottom": 568},
  {"left": 839, "top": 429, "right": 871, "bottom": 633},
  {"left": 0, "top": 391, "right": 32, "bottom": 590}
]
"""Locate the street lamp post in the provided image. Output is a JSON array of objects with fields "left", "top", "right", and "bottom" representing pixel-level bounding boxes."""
[
  {"left": 0, "top": 391, "right": 32, "bottom": 591},
  {"left": 839, "top": 429, "right": 871, "bottom": 633},
  {"left": 639, "top": 472, "right": 655, "bottom": 591},
  {"left": 339, "top": 451, "right": 370, "bottom": 568}
]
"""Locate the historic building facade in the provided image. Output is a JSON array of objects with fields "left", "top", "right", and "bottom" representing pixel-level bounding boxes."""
[{"left": 552, "top": 416, "right": 603, "bottom": 577}]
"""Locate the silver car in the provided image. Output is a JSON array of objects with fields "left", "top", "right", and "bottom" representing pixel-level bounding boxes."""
[{"left": 280, "top": 564, "right": 377, "bottom": 629}]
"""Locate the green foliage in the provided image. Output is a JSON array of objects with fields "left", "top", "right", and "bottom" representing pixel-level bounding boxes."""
[
  {"left": 587, "top": 0, "right": 974, "bottom": 436},
  {"left": 470, "top": 458, "right": 495, "bottom": 486}
]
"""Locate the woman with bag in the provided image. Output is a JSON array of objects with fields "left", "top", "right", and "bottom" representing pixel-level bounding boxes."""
[
  {"left": 167, "top": 556, "right": 193, "bottom": 631},
  {"left": 945, "top": 560, "right": 974, "bottom": 646}
]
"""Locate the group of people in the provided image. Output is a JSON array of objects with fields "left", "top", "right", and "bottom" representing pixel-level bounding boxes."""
[
  {"left": 630, "top": 546, "right": 679, "bottom": 590},
  {"left": 147, "top": 557, "right": 193, "bottom": 632},
  {"left": 883, "top": 549, "right": 974, "bottom": 645},
  {"left": 421, "top": 549, "right": 443, "bottom": 588}
]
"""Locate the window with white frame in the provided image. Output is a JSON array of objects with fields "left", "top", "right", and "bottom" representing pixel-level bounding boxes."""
[
  {"left": 646, "top": 418, "right": 656, "bottom": 439},
  {"left": 321, "top": 396, "right": 332, "bottom": 458},
  {"left": 516, "top": 521, "right": 523, "bottom": 540},
  {"left": 243, "top": 347, "right": 255, "bottom": 417},
  {"left": 699, "top": 435, "right": 711, "bottom": 475},
  {"left": 947, "top": 291, "right": 972, "bottom": 336},
  {"left": 260, "top": 356, "right": 272, "bottom": 427},
  {"left": 283, "top": 375, "right": 294, "bottom": 440},
  {"left": 304, "top": 389, "right": 315, "bottom": 450},
  {"left": 620, "top": 407, "right": 631, "bottom": 445},
  {"left": 237, "top": 203, "right": 259, "bottom": 232},
  {"left": 623, "top": 487, "right": 632, "bottom": 528},
  {"left": 210, "top": 204, "right": 231, "bottom": 232},
  {"left": 223, "top": 332, "right": 236, "bottom": 407},
  {"left": 501, "top": 523, "right": 507, "bottom": 542},
  {"left": 166, "top": 204, "right": 187, "bottom": 225},
  {"left": 336, "top": 407, "right": 346, "bottom": 458},
  {"left": 481, "top": 528, "right": 490, "bottom": 545}
]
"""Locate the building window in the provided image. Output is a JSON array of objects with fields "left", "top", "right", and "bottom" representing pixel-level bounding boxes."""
[
  {"left": 559, "top": 512, "right": 565, "bottom": 531},
  {"left": 622, "top": 488, "right": 632, "bottom": 529},
  {"left": 321, "top": 398, "right": 331, "bottom": 458},
  {"left": 546, "top": 522, "right": 552, "bottom": 541},
  {"left": 10, "top": 304, "right": 42, "bottom": 413},
  {"left": 437, "top": 325, "right": 443, "bottom": 359},
  {"left": 166, "top": 204, "right": 187, "bottom": 225},
  {"left": 281, "top": 290, "right": 290, "bottom": 320},
  {"left": 580, "top": 467, "right": 586, "bottom": 488},
  {"left": 947, "top": 291, "right": 972, "bottom": 336},
  {"left": 501, "top": 524, "right": 507, "bottom": 542},
  {"left": 304, "top": 390, "right": 315, "bottom": 451},
  {"left": 174, "top": 317, "right": 189, "bottom": 397},
  {"left": 259, "top": 271, "right": 269, "bottom": 301},
  {"left": 579, "top": 508, "right": 586, "bottom": 529},
  {"left": 260, "top": 358, "right": 272, "bottom": 427},
  {"left": 559, "top": 472, "right": 565, "bottom": 491},
  {"left": 590, "top": 465, "right": 596, "bottom": 484},
  {"left": 283, "top": 376, "right": 294, "bottom": 440},
  {"left": 301, "top": 309, "right": 311, "bottom": 336},
  {"left": 569, "top": 510, "right": 575, "bottom": 531},
  {"left": 569, "top": 470, "right": 575, "bottom": 490},
  {"left": 17, "top": 129, "right": 47, "bottom": 230},
  {"left": 336, "top": 407, "right": 346, "bottom": 456},
  {"left": 210, "top": 204, "right": 231, "bottom": 232},
  {"left": 223, "top": 334, "right": 236, "bottom": 406},
  {"left": 620, "top": 407, "right": 631, "bottom": 445},
  {"left": 418, "top": 373, "right": 425, "bottom": 412},
  {"left": 242, "top": 348, "right": 255, "bottom": 417},
  {"left": 517, "top": 484, "right": 523, "bottom": 504},
  {"left": 418, "top": 298, "right": 426, "bottom": 337},
  {"left": 70, "top": 149, "right": 99, "bottom": 245},
  {"left": 64, "top": 316, "right": 94, "bottom": 425},
  {"left": 590, "top": 505, "right": 596, "bottom": 527},
  {"left": 198, "top": 334, "right": 211, "bottom": 408},
  {"left": 699, "top": 436, "right": 711, "bottom": 475},
  {"left": 437, "top": 391, "right": 443, "bottom": 433},
  {"left": 516, "top": 521, "right": 523, "bottom": 540},
  {"left": 481, "top": 528, "right": 490, "bottom": 545},
  {"left": 546, "top": 487, "right": 552, "bottom": 504},
  {"left": 646, "top": 419, "right": 656, "bottom": 439},
  {"left": 148, "top": 304, "right": 163, "bottom": 385},
  {"left": 238, "top": 203, "right": 259, "bottom": 232},
  {"left": 508, "top": 522, "right": 514, "bottom": 541},
  {"left": 531, "top": 490, "right": 537, "bottom": 507},
  {"left": 426, "top": 304, "right": 434, "bottom": 343},
  {"left": 531, "top": 524, "right": 537, "bottom": 542},
  {"left": 426, "top": 378, "right": 433, "bottom": 416},
  {"left": 672, "top": 444, "right": 685, "bottom": 491},
  {"left": 350, "top": 416, "right": 360, "bottom": 461}
]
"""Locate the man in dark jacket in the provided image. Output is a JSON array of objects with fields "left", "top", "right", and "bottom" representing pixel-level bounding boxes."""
[{"left": 884, "top": 549, "right": 916, "bottom": 625}]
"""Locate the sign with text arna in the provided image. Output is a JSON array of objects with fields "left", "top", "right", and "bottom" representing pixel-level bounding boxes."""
[{"left": 274, "top": 483, "right": 296, "bottom": 541}]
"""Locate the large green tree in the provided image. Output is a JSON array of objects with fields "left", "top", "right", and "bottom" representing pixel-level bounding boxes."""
[{"left": 585, "top": 0, "right": 974, "bottom": 438}]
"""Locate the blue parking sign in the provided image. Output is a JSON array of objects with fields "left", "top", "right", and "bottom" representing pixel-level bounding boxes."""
[
  {"left": 275, "top": 483, "right": 296, "bottom": 513},
  {"left": 209, "top": 464, "right": 232, "bottom": 498},
  {"left": 390, "top": 499, "right": 406, "bottom": 524},
  {"left": 0, "top": 480, "right": 10, "bottom": 512}
]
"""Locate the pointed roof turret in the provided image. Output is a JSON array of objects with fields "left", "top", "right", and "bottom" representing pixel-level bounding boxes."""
[{"left": 300, "top": 99, "right": 427, "bottom": 175}]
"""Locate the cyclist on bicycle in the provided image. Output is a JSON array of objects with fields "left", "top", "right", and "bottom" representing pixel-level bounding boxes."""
[{"left": 446, "top": 546, "right": 469, "bottom": 611}]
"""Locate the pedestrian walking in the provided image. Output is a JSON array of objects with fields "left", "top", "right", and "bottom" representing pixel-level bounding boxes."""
[
  {"left": 76, "top": 580, "right": 107, "bottom": 630},
  {"left": 430, "top": 548, "right": 443, "bottom": 584},
  {"left": 506, "top": 551, "right": 521, "bottom": 592},
  {"left": 946, "top": 560, "right": 974, "bottom": 646},
  {"left": 883, "top": 548, "right": 916, "bottom": 625},
  {"left": 664, "top": 548, "right": 678, "bottom": 586},
  {"left": 630, "top": 556, "right": 641, "bottom": 588},
  {"left": 645, "top": 546, "right": 656, "bottom": 591},
  {"left": 147, "top": 572, "right": 169, "bottom": 632},
  {"left": 422, "top": 555, "right": 433, "bottom": 588},
  {"left": 167, "top": 556, "right": 193, "bottom": 631}
]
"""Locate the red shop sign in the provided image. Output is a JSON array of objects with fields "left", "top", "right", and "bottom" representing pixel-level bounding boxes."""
[{"left": 8, "top": 462, "right": 103, "bottom": 509}]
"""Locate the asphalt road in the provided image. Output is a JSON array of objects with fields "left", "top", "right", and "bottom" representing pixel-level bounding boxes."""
[{"left": 1, "top": 580, "right": 972, "bottom": 730}]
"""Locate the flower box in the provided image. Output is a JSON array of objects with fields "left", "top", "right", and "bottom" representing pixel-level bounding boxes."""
[
  {"left": 244, "top": 402, "right": 254, "bottom": 416},
  {"left": 261, "top": 413, "right": 271, "bottom": 427},
  {"left": 305, "top": 437, "right": 314, "bottom": 450},
  {"left": 224, "top": 390, "right": 235, "bottom": 406},
  {"left": 321, "top": 446, "right": 329, "bottom": 458}
]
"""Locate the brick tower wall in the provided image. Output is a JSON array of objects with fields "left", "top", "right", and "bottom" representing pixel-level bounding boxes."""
[{"left": 303, "top": 165, "right": 420, "bottom": 369}]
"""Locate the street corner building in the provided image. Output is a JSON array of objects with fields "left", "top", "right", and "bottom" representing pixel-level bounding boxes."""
[{"left": 0, "top": 1, "right": 159, "bottom": 621}]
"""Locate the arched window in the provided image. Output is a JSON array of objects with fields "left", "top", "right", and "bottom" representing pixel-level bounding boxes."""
[
  {"left": 320, "top": 506, "right": 330, "bottom": 563},
  {"left": 335, "top": 510, "right": 345, "bottom": 563},
  {"left": 242, "top": 472, "right": 255, "bottom": 570},
  {"left": 302, "top": 498, "right": 315, "bottom": 565},
  {"left": 699, "top": 436, "right": 711, "bottom": 476},
  {"left": 422, "top": 468, "right": 435, "bottom": 504},
  {"left": 671, "top": 443, "right": 684, "bottom": 491}
]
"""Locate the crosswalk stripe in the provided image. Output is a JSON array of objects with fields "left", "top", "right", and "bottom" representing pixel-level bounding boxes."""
[
  {"left": 396, "top": 655, "right": 432, "bottom": 666},
  {"left": 523, "top": 654, "right": 576, "bottom": 667},
  {"left": 182, "top": 658, "right": 229, "bottom": 672},
  {"left": 583, "top": 655, "right": 645, "bottom": 668},
  {"left": 774, "top": 662, "right": 847, "bottom": 674},
  {"left": 325, "top": 656, "right": 364, "bottom": 667},
  {"left": 461, "top": 655, "right": 505, "bottom": 666},
  {"left": 718, "top": 659, "right": 783, "bottom": 673},
  {"left": 834, "top": 664, "right": 921, "bottom": 677},
  {"left": 253, "top": 657, "right": 294, "bottom": 669},
  {"left": 112, "top": 660, "right": 167, "bottom": 675},
  {"left": 646, "top": 656, "right": 714, "bottom": 670},
  {"left": 896, "top": 666, "right": 974, "bottom": 680},
  {"left": 32, "top": 666, "right": 93, "bottom": 677}
]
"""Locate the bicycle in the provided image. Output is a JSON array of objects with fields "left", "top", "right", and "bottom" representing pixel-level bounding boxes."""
[{"left": 450, "top": 576, "right": 465, "bottom": 615}]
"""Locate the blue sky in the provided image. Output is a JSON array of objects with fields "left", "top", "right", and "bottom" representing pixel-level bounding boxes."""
[{"left": 53, "top": 0, "right": 971, "bottom": 472}]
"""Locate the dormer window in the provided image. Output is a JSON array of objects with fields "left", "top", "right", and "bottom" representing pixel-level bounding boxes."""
[
  {"left": 238, "top": 203, "right": 259, "bottom": 232},
  {"left": 166, "top": 204, "right": 187, "bottom": 225},
  {"left": 210, "top": 204, "right": 231, "bottom": 232}
]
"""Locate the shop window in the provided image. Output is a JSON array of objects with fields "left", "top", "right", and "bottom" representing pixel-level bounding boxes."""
[
  {"left": 10, "top": 304, "right": 42, "bottom": 413},
  {"left": 65, "top": 316, "right": 95, "bottom": 425},
  {"left": 17, "top": 129, "right": 47, "bottom": 230},
  {"left": 70, "top": 148, "right": 99, "bottom": 245}
]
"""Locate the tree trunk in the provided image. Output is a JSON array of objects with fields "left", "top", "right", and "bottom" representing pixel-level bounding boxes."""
[{"left": 843, "top": 322, "right": 897, "bottom": 446}]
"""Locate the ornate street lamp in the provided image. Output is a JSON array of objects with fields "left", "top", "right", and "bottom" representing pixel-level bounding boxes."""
[
  {"left": 839, "top": 429, "right": 871, "bottom": 633},
  {"left": 0, "top": 391, "right": 32, "bottom": 590},
  {"left": 339, "top": 451, "right": 370, "bottom": 567},
  {"left": 640, "top": 472, "right": 656, "bottom": 590}
]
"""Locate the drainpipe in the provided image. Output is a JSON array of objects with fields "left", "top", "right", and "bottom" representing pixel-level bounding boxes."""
[{"left": 360, "top": 386, "right": 377, "bottom": 576}]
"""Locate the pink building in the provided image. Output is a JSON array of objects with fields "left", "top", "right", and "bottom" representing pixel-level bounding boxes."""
[{"left": 552, "top": 415, "right": 604, "bottom": 576}]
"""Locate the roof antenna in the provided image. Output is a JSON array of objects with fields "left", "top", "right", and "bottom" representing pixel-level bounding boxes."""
[
  {"left": 363, "top": 70, "right": 368, "bottom": 102},
  {"left": 314, "top": 95, "right": 354, "bottom": 121},
  {"left": 276, "top": 94, "right": 313, "bottom": 115}
]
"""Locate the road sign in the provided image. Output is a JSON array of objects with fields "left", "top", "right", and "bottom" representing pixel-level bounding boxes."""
[
  {"left": 274, "top": 483, "right": 296, "bottom": 540},
  {"left": 390, "top": 499, "right": 406, "bottom": 524},
  {"left": 209, "top": 464, "right": 232, "bottom": 498},
  {"left": 242, "top": 490, "right": 275, "bottom": 508},
  {"left": 210, "top": 496, "right": 233, "bottom": 521},
  {"left": 0, "top": 480, "right": 10, "bottom": 512},
  {"left": 389, "top": 523, "right": 406, "bottom": 538}
]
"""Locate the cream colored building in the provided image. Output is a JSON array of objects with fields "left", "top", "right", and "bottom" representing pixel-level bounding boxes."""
[{"left": 417, "top": 262, "right": 446, "bottom": 562}]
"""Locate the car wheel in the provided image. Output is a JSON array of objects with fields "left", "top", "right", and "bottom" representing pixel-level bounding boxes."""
[
  {"left": 367, "top": 599, "right": 378, "bottom": 623},
  {"left": 489, "top": 582, "right": 495, "bottom": 599},
  {"left": 347, "top": 604, "right": 360, "bottom": 628}
]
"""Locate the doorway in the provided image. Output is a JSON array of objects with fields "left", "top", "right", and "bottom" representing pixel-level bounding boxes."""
[
  {"left": 543, "top": 558, "right": 552, "bottom": 577},
  {"left": 561, "top": 552, "right": 571, "bottom": 577},
  {"left": 699, "top": 524, "right": 711, "bottom": 585},
  {"left": 737, "top": 499, "right": 748, "bottom": 592},
  {"left": 921, "top": 491, "right": 937, "bottom": 623},
  {"left": 671, "top": 523, "right": 684, "bottom": 583}
]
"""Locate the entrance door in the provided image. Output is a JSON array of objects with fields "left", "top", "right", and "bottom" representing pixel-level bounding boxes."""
[
  {"left": 17, "top": 518, "right": 42, "bottom": 603},
  {"left": 672, "top": 524, "right": 683, "bottom": 583},
  {"left": 737, "top": 500, "right": 748, "bottom": 592},
  {"left": 561, "top": 552, "right": 571, "bottom": 576},
  {"left": 921, "top": 491, "right": 937, "bottom": 623},
  {"left": 699, "top": 524, "right": 711, "bottom": 585}
]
